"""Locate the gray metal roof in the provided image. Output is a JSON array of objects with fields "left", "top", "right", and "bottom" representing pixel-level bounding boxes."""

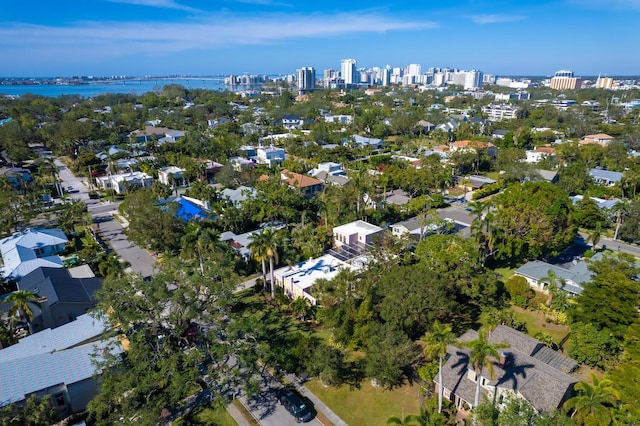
[
  {"left": 0, "top": 339, "right": 121, "bottom": 406},
  {"left": 588, "top": 168, "right": 623, "bottom": 183},
  {"left": 0, "top": 314, "right": 106, "bottom": 364}
]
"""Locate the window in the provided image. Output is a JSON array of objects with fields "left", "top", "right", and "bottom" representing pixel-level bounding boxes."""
[{"left": 54, "top": 393, "right": 66, "bottom": 407}]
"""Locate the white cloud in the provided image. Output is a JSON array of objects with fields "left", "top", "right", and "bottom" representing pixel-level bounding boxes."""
[
  {"left": 466, "top": 14, "right": 525, "bottom": 24},
  {"left": 106, "top": 0, "right": 199, "bottom": 12},
  {"left": 0, "top": 12, "right": 435, "bottom": 60}
]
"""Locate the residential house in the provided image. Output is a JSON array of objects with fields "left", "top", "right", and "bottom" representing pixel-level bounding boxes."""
[
  {"left": 15, "top": 266, "right": 102, "bottom": 332},
  {"left": 435, "top": 119, "right": 460, "bottom": 134},
  {"left": 279, "top": 114, "right": 306, "bottom": 130},
  {"left": 391, "top": 217, "right": 455, "bottom": 239},
  {"left": 0, "top": 337, "right": 121, "bottom": 418},
  {"left": 0, "top": 313, "right": 106, "bottom": 363},
  {"left": 333, "top": 220, "right": 384, "bottom": 249},
  {"left": 437, "top": 326, "right": 577, "bottom": 416},
  {"left": 525, "top": 147, "right": 556, "bottom": 163},
  {"left": 256, "top": 146, "right": 286, "bottom": 167},
  {"left": 0, "top": 228, "right": 68, "bottom": 281},
  {"left": 158, "top": 166, "right": 185, "bottom": 187},
  {"left": 414, "top": 120, "right": 436, "bottom": 133},
  {"left": 468, "top": 175, "right": 497, "bottom": 189},
  {"left": 207, "top": 117, "right": 231, "bottom": 129},
  {"left": 588, "top": 168, "right": 623, "bottom": 186},
  {"left": 220, "top": 186, "right": 257, "bottom": 208},
  {"left": 280, "top": 170, "right": 323, "bottom": 198},
  {"left": 450, "top": 140, "right": 496, "bottom": 158},
  {"left": 569, "top": 194, "right": 621, "bottom": 210},
  {"left": 274, "top": 254, "right": 356, "bottom": 305},
  {"left": 383, "top": 188, "right": 411, "bottom": 207},
  {"left": 579, "top": 133, "right": 614, "bottom": 147},
  {"left": 308, "top": 162, "right": 349, "bottom": 186},
  {"left": 351, "top": 134, "right": 384, "bottom": 150},
  {"left": 324, "top": 114, "right": 353, "bottom": 125},
  {"left": 128, "top": 126, "right": 185, "bottom": 144},
  {"left": 96, "top": 171, "right": 153, "bottom": 194},
  {"left": 514, "top": 253, "right": 602, "bottom": 296},
  {"left": 491, "top": 129, "right": 509, "bottom": 140},
  {"left": 219, "top": 229, "right": 261, "bottom": 260},
  {"left": 535, "top": 169, "right": 560, "bottom": 184},
  {"left": 228, "top": 156, "right": 255, "bottom": 172}
]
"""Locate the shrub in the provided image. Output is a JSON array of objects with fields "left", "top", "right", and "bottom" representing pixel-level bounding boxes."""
[{"left": 505, "top": 275, "right": 534, "bottom": 308}]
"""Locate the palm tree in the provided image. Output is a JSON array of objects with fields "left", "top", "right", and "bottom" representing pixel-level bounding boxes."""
[
  {"left": 564, "top": 373, "right": 619, "bottom": 426},
  {"left": 587, "top": 222, "right": 602, "bottom": 249},
  {"left": 248, "top": 228, "right": 282, "bottom": 298},
  {"left": 180, "top": 224, "right": 223, "bottom": 275},
  {"left": 458, "top": 328, "right": 509, "bottom": 410},
  {"left": 248, "top": 231, "right": 269, "bottom": 291},
  {"left": 6, "top": 290, "right": 41, "bottom": 334},
  {"left": 542, "top": 269, "right": 566, "bottom": 308},
  {"left": 422, "top": 321, "right": 457, "bottom": 414}
]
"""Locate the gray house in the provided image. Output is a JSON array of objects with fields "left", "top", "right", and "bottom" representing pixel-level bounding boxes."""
[
  {"left": 588, "top": 168, "right": 623, "bottom": 186},
  {"left": 16, "top": 266, "right": 102, "bottom": 332},
  {"left": 436, "top": 326, "right": 577, "bottom": 418}
]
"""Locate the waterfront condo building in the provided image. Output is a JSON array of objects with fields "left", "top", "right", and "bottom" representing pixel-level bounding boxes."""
[
  {"left": 550, "top": 70, "right": 583, "bottom": 90},
  {"left": 341, "top": 58, "right": 357, "bottom": 86},
  {"left": 297, "top": 67, "right": 316, "bottom": 93}
]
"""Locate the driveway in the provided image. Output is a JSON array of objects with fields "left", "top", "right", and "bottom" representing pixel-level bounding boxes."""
[{"left": 238, "top": 372, "right": 321, "bottom": 426}]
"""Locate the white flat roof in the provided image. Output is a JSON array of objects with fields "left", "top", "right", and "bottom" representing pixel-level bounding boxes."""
[
  {"left": 276, "top": 254, "right": 354, "bottom": 292},
  {"left": 333, "top": 220, "right": 383, "bottom": 236}
]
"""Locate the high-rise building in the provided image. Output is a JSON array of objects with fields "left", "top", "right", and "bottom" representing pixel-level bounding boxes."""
[
  {"left": 464, "top": 70, "right": 483, "bottom": 90},
  {"left": 341, "top": 59, "right": 357, "bottom": 86},
  {"left": 297, "top": 67, "right": 316, "bottom": 92},
  {"left": 596, "top": 75, "right": 614, "bottom": 89},
  {"left": 550, "top": 70, "right": 583, "bottom": 90}
]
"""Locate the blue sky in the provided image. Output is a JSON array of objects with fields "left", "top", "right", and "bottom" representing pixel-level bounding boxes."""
[{"left": 0, "top": 0, "right": 637, "bottom": 77}]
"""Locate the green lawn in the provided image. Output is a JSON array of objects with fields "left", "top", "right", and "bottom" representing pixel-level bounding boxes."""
[
  {"left": 174, "top": 403, "right": 238, "bottom": 426},
  {"left": 511, "top": 306, "right": 570, "bottom": 347},
  {"left": 305, "top": 379, "right": 421, "bottom": 426},
  {"left": 493, "top": 266, "right": 515, "bottom": 282}
]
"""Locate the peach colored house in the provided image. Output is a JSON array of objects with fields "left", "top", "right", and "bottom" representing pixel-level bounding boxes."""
[
  {"left": 578, "top": 133, "right": 614, "bottom": 147},
  {"left": 450, "top": 140, "right": 496, "bottom": 157}
]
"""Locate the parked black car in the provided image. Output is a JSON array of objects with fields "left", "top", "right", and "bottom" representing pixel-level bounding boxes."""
[{"left": 277, "top": 388, "right": 313, "bottom": 423}]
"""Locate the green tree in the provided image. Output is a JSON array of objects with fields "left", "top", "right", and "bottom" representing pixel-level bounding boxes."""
[
  {"left": 88, "top": 260, "right": 253, "bottom": 425},
  {"left": 422, "top": 321, "right": 457, "bottom": 413},
  {"left": 6, "top": 290, "right": 41, "bottom": 333},
  {"left": 564, "top": 373, "right": 619, "bottom": 426},
  {"left": 491, "top": 182, "right": 575, "bottom": 262}
]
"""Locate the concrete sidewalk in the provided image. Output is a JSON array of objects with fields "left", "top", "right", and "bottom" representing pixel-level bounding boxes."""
[{"left": 226, "top": 402, "right": 252, "bottom": 426}]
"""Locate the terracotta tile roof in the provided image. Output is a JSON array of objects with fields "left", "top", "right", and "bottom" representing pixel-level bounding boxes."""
[{"left": 281, "top": 169, "right": 323, "bottom": 188}]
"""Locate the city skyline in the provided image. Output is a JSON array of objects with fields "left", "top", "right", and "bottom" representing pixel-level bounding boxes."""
[{"left": 0, "top": 0, "right": 638, "bottom": 78}]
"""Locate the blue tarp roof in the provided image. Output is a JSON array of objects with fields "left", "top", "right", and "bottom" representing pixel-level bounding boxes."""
[{"left": 175, "top": 197, "right": 213, "bottom": 221}]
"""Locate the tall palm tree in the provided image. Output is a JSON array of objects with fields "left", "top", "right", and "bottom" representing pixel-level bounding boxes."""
[
  {"left": 458, "top": 328, "right": 509, "bottom": 410},
  {"left": 248, "top": 231, "right": 269, "bottom": 291},
  {"left": 248, "top": 228, "right": 282, "bottom": 298},
  {"left": 564, "top": 373, "right": 619, "bottom": 426},
  {"left": 6, "top": 290, "right": 41, "bottom": 334},
  {"left": 180, "top": 224, "right": 222, "bottom": 275},
  {"left": 422, "top": 321, "right": 457, "bottom": 413},
  {"left": 587, "top": 222, "right": 602, "bottom": 249}
]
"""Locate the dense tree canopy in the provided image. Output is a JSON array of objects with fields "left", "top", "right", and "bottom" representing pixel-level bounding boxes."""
[{"left": 490, "top": 181, "right": 576, "bottom": 262}]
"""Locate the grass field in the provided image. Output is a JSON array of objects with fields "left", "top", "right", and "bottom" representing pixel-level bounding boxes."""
[
  {"left": 511, "top": 305, "right": 570, "bottom": 347},
  {"left": 174, "top": 402, "right": 239, "bottom": 426},
  {"left": 305, "top": 379, "right": 421, "bottom": 426}
]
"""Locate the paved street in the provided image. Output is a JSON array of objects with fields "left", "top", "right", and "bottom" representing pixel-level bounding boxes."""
[
  {"left": 237, "top": 372, "right": 322, "bottom": 426},
  {"left": 55, "top": 159, "right": 157, "bottom": 278}
]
